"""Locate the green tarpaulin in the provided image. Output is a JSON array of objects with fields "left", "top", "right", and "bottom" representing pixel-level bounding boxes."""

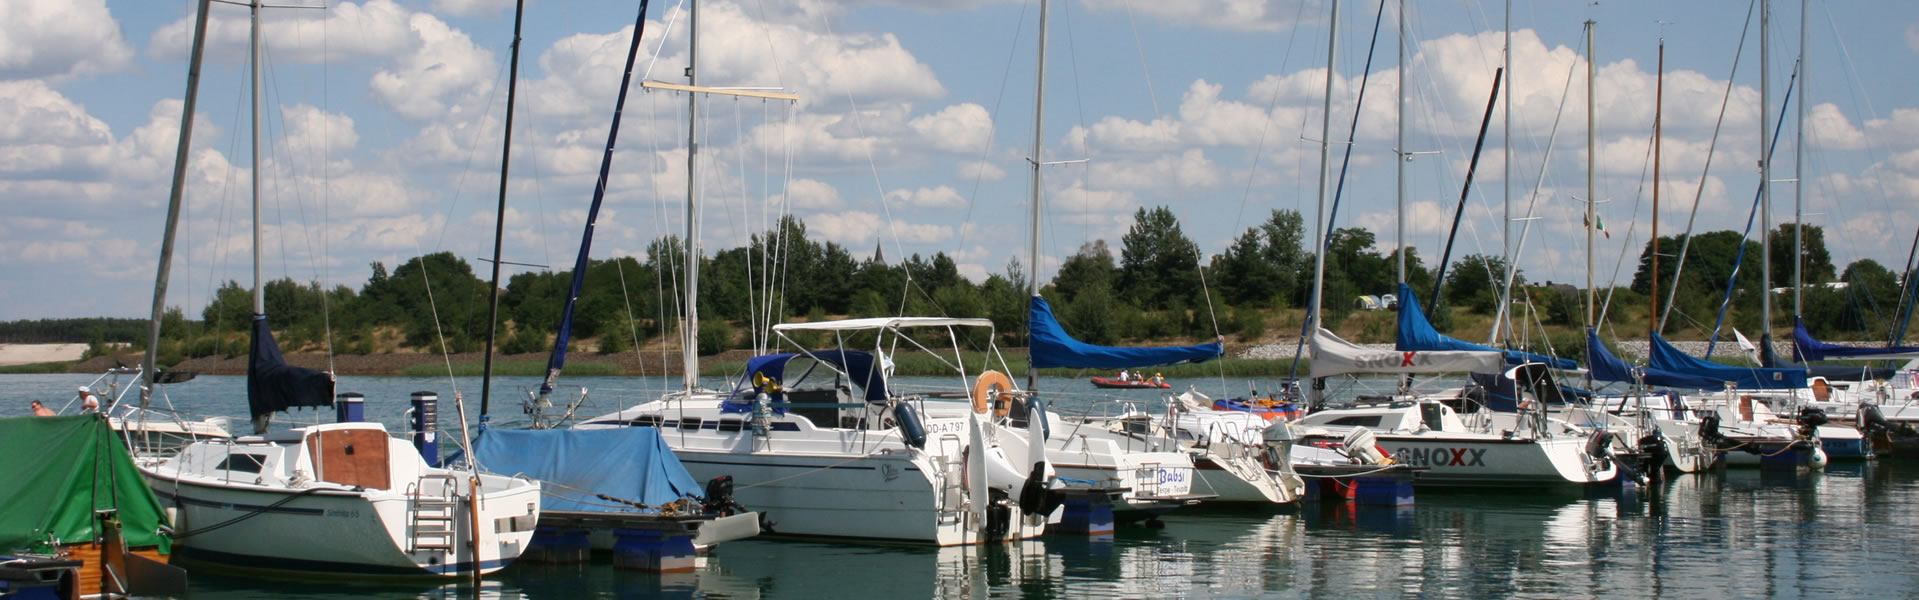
[{"left": 0, "top": 414, "right": 171, "bottom": 554}]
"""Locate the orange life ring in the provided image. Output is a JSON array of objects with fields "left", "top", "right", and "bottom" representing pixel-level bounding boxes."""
[{"left": 972, "top": 370, "right": 1016, "bottom": 417}]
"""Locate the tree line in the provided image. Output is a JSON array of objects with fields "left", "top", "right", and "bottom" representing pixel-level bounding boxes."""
[{"left": 26, "top": 210, "right": 1912, "bottom": 365}]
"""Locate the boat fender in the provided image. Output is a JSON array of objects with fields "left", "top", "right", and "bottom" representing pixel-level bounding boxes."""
[
  {"left": 972, "top": 370, "right": 1016, "bottom": 417},
  {"left": 893, "top": 402, "right": 928, "bottom": 449}
]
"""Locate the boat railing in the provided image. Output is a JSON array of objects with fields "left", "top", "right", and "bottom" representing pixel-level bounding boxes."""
[{"left": 407, "top": 473, "right": 462, "bottom": 554}]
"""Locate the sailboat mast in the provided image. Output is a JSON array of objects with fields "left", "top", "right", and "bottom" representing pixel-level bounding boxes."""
[
  {"left": 1584, "top": 20, "right": 1595, "bottom": 329},
  {"left": 1500, "top": 0, "right": 1511, "bottom": 333},
  {"left": 1025, "top": 0, "right": 1051, "bottom": 392},
  {"left": 1394, "top": 0, "right": 1406, "bottom": 283},
  {"left": 250, "top": 0, "right": 264, "bottom": 318},
  {"left": 141, "top": 0, "right": 212, "bottom": 408},
  {"left": 1310, "top": 0, "right": 1339, "bottom": 337},
  {"left": 480, "top": 0, "right": 527, "bottom": 418},
  {"left": 1794, "top": 0, "right": 1807, "bottom": 317},
  {"left": 1652, "top": 39, "right": 1663, "bottom": 333},
  {"left": 683, "top": 0, "right": 702, "bottom": 394},
  {"left": 1761, "top": 0, "right": 1772, "bottom": 337}
]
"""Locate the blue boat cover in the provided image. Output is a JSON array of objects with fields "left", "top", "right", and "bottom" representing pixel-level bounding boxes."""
[
  {"left": 1029, "top": 296, "right": 1221, "bottom": 369},
  {"left": 1791, "top": 317, "right": 1919, "bottom": 362},
  {"left": 247, "top": 315, "right": 333, "bottom": 421},
  {"left": 1646, "top": 331, "right": 1806, "bottom": 389},
  {"left": 1764, "top": 328, "right": 1894, "bottom": 380},
  {"left": 1587, "top": 328, "right": 1724, "bottom": 389},
  {"left": 471, "top": 427, "right": 703, "bottom": 512},
  {"left": 722, "top": 350, "right": 889, "bottom": 413},
  {"left": 1396, "top": 284, "right": 1577, "bottom": 369}
]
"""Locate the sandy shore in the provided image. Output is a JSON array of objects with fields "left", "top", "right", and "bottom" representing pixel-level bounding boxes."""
[{"left": 0, "top": 343, "right": 88, "bottom": 366}]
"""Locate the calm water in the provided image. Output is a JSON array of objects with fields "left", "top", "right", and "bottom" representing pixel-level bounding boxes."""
[{"left": 8, "top": 373, "right": 1919, "bottom": 599}]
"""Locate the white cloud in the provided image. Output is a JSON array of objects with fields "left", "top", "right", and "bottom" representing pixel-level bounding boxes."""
[
  {"left": 1075, "top": 0, "right": 1309, "bottom": 33},
  {"left": 776, "top": 178, "right": 843, "bottom": 210},
  {"left": 0, "top": 0, "right": 132, "bottom": 81},
  {"left": 150, "top": 0, "right": 416, "bottom": 64},
  {"left": 911, "top": 103, "right": 992, "bottom": 154},
  {"left": 434, "top": 0, "right": 515, "bottom": 18},
  {"left": 0, "top": 80, "right": 112, "bottom": 180},
  {"left": 1807, "top": 103, "right": 1866, "bottom": 151},
  {"left": 959, "top": 160, "right": 1007, "bottom": 182},
  {"left": 369, "top": 13, "right": 496, "bottom": 120},
  {"left": 885, "top": 185, "right": 964, "bottom": 208},
  {"left": 806, "top": 210, "right": 952, "bottom": 245}
]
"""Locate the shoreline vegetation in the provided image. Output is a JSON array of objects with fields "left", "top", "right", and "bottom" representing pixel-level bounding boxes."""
[{"left": 2, "top": 213, "right": 1901, "bottom": 378}]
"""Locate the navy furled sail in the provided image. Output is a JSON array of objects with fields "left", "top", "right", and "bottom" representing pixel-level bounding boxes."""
[
  {"left": 246, "top": 315, "right": 333, "bottom": 423},
  {"left": 721, "top": 350, "right": 888, "bottom": 414},
  {"left": 1029, "top": 296, "right": 1221, "bottom": 369},
  {"left": 1396, "top": 283, "right": 1576, "bottom": 369},
  {"left": 1586, "top": 327, "right": 1723, "bottom": 389},
  {"left": 1791, "top": 317, "right": 1919, "bottom": 362},
  {"left": 1645, "top": 330, "right": 1805, "bottom": 389},
  {"left": 1764, "top": 324, "right": 1893, "bottom": 381},
  {"left": 470, "top": 427, "right": 702, "bottom": 513}
]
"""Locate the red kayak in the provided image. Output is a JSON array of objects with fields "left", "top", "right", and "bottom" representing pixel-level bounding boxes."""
[{"left": 1090, "top": 377, "right": 1170, "bottom": 389}]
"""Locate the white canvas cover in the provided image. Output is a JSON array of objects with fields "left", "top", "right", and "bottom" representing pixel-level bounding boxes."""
[{"left": 1308, "top": 328, "right": 1505, "bottom": 379}]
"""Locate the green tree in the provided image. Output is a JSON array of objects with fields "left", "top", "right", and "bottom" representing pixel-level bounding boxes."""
[
  {"left": 1441, "top": 254, "right": 1513, "bottom": 315},
  {"left": 1771, "top": 224, "right": 1836, "bottom": 288},
  {"left": 1052, "top": 240, "right": 1117, "bottom": 304},
  {"left": 1259, "top": 209, "right": 1309, "bottom": 307},
  {"left": 1117, "top": 206, "right": 1201, "bottom": 309}
]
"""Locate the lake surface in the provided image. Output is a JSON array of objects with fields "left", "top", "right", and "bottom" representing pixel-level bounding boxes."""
[{"left": 6, "top": 373, "right": 1918, "bottom": 599}]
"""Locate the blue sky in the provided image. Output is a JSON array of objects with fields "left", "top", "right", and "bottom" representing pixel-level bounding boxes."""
[{"left": 6, "top": 0, "right": 1918, "bottom": 322}]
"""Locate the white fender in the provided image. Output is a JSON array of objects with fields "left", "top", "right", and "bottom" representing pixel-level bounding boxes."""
[{"left": 966, "top": 412, "right": 989, "bottom": 527}]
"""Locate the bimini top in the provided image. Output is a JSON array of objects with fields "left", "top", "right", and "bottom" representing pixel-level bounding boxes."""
[
  {"left": 722, "top": 350, "right": 890, "bottom": 413},
  {"left": 773, "top": 317, "right": 993, "bottom": 332}
]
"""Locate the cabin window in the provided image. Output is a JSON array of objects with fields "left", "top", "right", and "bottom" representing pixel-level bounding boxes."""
[
  {"left": 717, "top": 419, "right": 744, "bottom": 432},
  {"left": 628, "top": 415, "right": 663, "bottom": 428},
  {"left": 217, "top": 453, "right": 268, "bottom": 473},
  {"left": 677, "top": 417, "right": 703, "bottom": 430},
  {"left": 1324, "top": 416, "right": 1384, "bottom": 428}
]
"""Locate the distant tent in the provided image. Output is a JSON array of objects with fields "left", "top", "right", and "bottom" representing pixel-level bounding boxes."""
[
  {"left": 1354, "top": 295, "right": 1381, "bottom": 311},
  {"left": 1395, "top": 283, "right": 1577, "bottom": 369}
]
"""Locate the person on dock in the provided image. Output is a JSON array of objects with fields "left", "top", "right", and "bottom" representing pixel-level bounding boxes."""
[{"left": 30, "top": 400, "right": 54, "bottom": 417}]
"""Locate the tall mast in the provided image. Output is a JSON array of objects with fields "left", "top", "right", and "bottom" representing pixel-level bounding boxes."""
[
  {"left": 480, "top": 0, "right": 526, "bottom": 418},
  {"left": 683, "top": 0, "right": 702, "bottom": 394},
  {"left": 1652, "top": 39, "right": 1663, "bottom": 333},
  {"left": 1309, "top": 0, "right": 1339, "bottom": 337},
  {"left": 140, "top": 0, "right": 212, "bottom": 409},
  {"left": 1500, "top": 0, "right": 1511, "bottom": 334},
  {"left": 1793, "top": 0, "right": 1807, "bottom": 317},
  {"left": 1761, "top": 0, "right": 1773, "bottom": 337},
  {"left": 1025, "top": 0, "right": 1051, "bottom": 392},
  {"left": 1584, "top": 20, "right": 1595, "bottom": 329},
  {"left": 1394, "top": 0, "right": 1406, "bottom": 283},
  {"left": 250, "top": 0, "right": 264, "bottom": 318}
]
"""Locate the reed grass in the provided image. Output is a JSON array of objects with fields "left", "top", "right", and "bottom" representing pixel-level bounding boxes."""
[{"left": 0, "top": 361, "right": 75, "bottom": 374}]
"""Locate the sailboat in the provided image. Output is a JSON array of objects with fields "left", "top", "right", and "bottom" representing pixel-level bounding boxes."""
[
  {"left": 571, "top": 0, "right": 1054, "bottom": 546},
  {"left": 137, "top": 0, "right": 542, "bottom": 576}
]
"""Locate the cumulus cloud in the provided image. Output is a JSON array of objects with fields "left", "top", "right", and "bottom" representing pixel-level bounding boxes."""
[
  {"left": 776, "top": 178, "right": 843, "bottom": 210},
  {"left": 434, "top": 0, "right": 515, "bottom": 18},
  {"left": 911, "top": 103, "right": 992, "bottom": 154},
  {"left": 1075, "top": 0, "right": 1312, "bottom": 33},
  {"left": 150, "top": 0, "right": 416, "bottom": 64},
  {"left": 958, "top": 160, "right": 1006, "bottom": 182},
  {"left": 885, "top": 185, "right": 964, "bottom": 208},
  {"left": 369, "top": 13, "right": 496, "bottom": 120},
  {"left": 0, "top": 0, "right": 133, "bottom": 81}
]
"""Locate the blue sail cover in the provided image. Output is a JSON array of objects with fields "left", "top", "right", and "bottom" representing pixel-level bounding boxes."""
[
  {"left": 1764, "top": 328, "right": 1893, "bottom": 381},
  {"left": 1395, "top": 284, "right": 1577, "bottom": 369},
  {"left": 1791, "top": 317, "right": 1919, "bottom": 361},
  {"left": 472, "top": 427, "right": 703, "bottom": 512},
  {"left": 1646, "top": 331, "right": 1806, "bottom": 389},
  {"left": 246, "top": 315, "right": 333, "bottom": 420},
  {"left": 1029, "top": 296, "right": 1221, "bottom": 369},
  {"left": 722, "top": 350, "right": 889, "bottom": 413},
  {"left": 1587, "top": 328, "right": 1723, "bottom": 389}
]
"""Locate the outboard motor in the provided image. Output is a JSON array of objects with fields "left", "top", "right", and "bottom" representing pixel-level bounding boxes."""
[
  {"left": 702, "top": 476, "right": 751, "bottom": 517},
  {"left": 1340, "top": 427, "right": 1391, "bottom": 465},
  {"left": 1261, "top": 420, "right": 1298, "bottom": 470},
  {"left": 1636, "top": 432, "right": 1670, "bottom": 484},
  {"left": 1798, "top": 406, "right": 1829, "bottom": 439},
  {"left": 1697, "top": 413, "right": 1729, "bottom": 450},
  {"left": 984, "top": 490, "right": 1013, "bottom": 539},
  {"left": 1860, "top": 404, "right": 1891, "bottom": 435},
  {"left": 1586, "top": 431, "right": 1644, "bottom": 485}
]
